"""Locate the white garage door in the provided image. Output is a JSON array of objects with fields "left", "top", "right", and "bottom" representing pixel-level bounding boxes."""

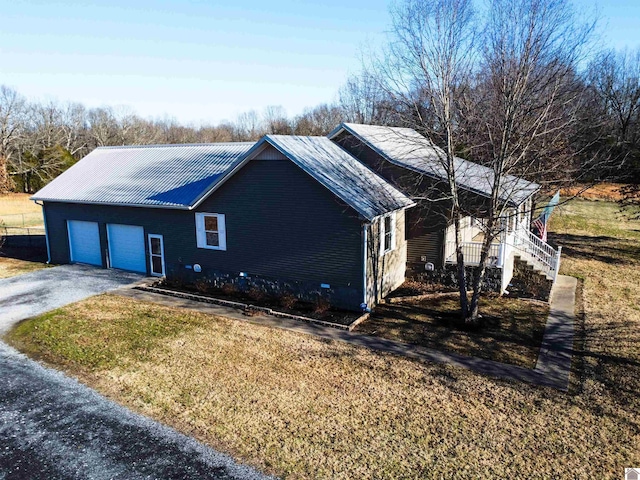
[
  {"left": 67, "top": 220, "right": 102, "bottom": 266},
  {"left": 107, "top": 224, "right": 146, "bottom": 273}
]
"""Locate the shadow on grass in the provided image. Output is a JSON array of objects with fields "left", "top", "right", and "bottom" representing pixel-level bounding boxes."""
[
  {"left": 549, "top": 232, "right": 640, "bottom": 265},
  {"left": 360, "top": 296, "right": 547, "bottom": 368}
]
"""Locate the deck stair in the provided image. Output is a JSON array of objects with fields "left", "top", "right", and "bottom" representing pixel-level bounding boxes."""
[{"left": 511, "top": 228, "right": 562, "bottom": 282}]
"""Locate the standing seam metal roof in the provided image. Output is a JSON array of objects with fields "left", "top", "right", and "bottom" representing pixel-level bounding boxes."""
[
  {"left": 31, "top": 143, "right": 254, "bottom": 208},
  {"left": 330, "top": 123, "right": 540, "bottom": 205}
]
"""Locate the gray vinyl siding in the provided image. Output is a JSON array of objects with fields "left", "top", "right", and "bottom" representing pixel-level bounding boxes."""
[{"left": 43, "top": 157, "right": 365, "bottom": 306}]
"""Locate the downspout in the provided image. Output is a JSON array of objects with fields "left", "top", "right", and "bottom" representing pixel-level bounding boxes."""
[
  {"left": 34, "top": 200, "right": 51, "bottom": 264},
  {"left": 362, "top": 223, "right": 369, "bottom": 309}
]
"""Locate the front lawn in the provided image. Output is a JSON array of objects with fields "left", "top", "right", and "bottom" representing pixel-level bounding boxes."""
[
  {"left": 357, "top": 294, "right": 549, "bottom": 368},
  {"left": 5, "top": 198, "right": 640, "bottom": 478}
]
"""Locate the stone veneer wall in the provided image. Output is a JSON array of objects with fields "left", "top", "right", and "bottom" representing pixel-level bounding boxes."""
[
  {"left": 409, "top": 265, "right": 503, "bottom": 293},
  {"left": 167, "top": 267, "right": 364, "bottom": 312}
]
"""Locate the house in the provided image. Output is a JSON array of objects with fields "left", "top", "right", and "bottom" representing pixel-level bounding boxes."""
[
  {"left": 32, "top": 123, "right": 560, "bottom": 311},
  {"left": 330, "top": 123, "right": 561, "bottom": 293},
  {"left": 31, "top": 136, "right": 414, "bottom": 311}
]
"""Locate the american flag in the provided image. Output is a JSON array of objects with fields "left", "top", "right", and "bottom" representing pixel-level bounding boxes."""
[
  {"left": 532, "top": 190, "right": 560, "bottom": 242},
  {"left": 532, "top": 215, "right": 547, "bottom": 242}
]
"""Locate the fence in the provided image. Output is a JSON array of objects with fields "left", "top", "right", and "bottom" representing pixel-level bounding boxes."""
[
  {"left": 1, "top": 226, "right": 47, "bottom": 248},
  {"left": 0, "top": 212, "right": 44, "bottom": 227}
]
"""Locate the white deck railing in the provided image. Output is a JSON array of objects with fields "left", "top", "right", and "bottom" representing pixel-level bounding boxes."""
[
  {"left": 444, "top": 241, "right": 502, "bottom": 266},
  {"left": 512, "top": 228, "right": 562, "bottom": 280},
  {"left": 445, "top": 226, "right": 562, "bottom": 281}
]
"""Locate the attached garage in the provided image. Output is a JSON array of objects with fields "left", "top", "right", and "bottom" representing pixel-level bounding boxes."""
[
  {"left": 67, "top": 220, "right": 102, "bottom": 266},
  {"left": 107, "top": 224, "right": 146, "bottom": 273}
]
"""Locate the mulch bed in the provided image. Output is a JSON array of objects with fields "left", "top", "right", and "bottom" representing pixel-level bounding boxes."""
[
  {"left": 386, "top": 280, "right": 457, "bottom": 299},
  {"left": 152, "top": 280, "right": 361, "bottom": 326}
]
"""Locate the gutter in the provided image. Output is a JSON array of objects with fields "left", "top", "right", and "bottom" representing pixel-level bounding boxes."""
[{"left": 33, "top": 200, "right": 51, "bottom": 264}]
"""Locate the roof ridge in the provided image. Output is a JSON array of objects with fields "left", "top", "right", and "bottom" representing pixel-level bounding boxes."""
[{"left": 96, "top": 142, "right": 254, "bottom": 150}]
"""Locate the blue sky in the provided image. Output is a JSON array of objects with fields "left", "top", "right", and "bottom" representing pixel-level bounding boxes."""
[{"left": 0, "top": 0, "right": 638, "bottom": 125}]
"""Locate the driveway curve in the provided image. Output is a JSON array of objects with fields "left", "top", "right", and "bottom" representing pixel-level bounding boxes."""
[
  {"left": 0, "top": 264, "right": 144, "bottom": 333},
  {"left": 0, "top": 265, "right": 270, "bottom": 479}
]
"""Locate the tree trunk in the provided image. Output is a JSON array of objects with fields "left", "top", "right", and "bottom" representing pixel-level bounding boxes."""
[
  {"left": 466, "top": 217, "right": 496, "bottom": 324},
  {"left": 0, "top": 157, "right": 13, "bottom": 193},
  {"left": 454, "top": 212, "right": 469, "bottom": 320}
]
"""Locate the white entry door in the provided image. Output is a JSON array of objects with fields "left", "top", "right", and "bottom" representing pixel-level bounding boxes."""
[
  {"left": 107, "top": 224, "right": 146, "bottom": 273},
  {"left": 148, "top": 234, "right": 165, "bottom": 277},
  {"left": 67, "top": 220, "right": 102, "bottom": 266}
]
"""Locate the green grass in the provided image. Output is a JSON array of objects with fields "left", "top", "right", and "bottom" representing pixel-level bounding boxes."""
[
  {"left": 7, "top": 296, "right": 211, "bottom": 371},
  {"left": 550, "top": 199, "right": 640, "bottom": 240}
]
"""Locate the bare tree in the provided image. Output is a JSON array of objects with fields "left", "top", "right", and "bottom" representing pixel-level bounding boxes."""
[
  {"left": 87, "top": 107, "right": 120, "bottom": 147},
  {"left": 588, "top": 49, "right": 640, "bottom": 149},
  {"left": 234, "top": 110, "right": 264, "bottom": 141},
  {"left": 462, "top": 0, "right": 594, "bottom": 321},
  {"left": 293, "top": 104, "right": 345, "bottom": 136},
  {"left": 339, "top": 73, "right": 397, "bottom": 125},
  {"left": 361, "top": 0, "right": 595, "bottom": 323},
  {"left": 585, "top": 48, "right": 640, "bottom": 182},
  {"left": 263, "top": 105, "right": 292, "bottom": 135},
  {"left": 0, "top": 86, "right": 26, "bottom": 193},
  {"left": 370, "top": 0, "right": 478, "bottom": 318}
]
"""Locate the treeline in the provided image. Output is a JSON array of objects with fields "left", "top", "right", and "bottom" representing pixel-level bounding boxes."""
[
  {"left": 0, "top": 46, "right": 639, "bottom": 194},
  {"left": 0, "top": 88, "right": 352, "bottom": 193}
]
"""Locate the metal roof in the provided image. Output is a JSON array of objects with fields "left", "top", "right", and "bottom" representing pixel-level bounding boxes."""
[
  {"left": 329, "top": 123, "right": 540, "bottom": 206},
  {"left": 248, "top": 135, "right": 415, "bottom": 220},
  {"left": 31, "top": 143, "right": 254, "bottom": 208}
]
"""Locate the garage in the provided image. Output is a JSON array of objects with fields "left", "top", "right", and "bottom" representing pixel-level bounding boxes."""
[
  {"left": 67, "top": 220, "right": 102, "bottom": 266},
  {"left": 107, "top": 224, "right": 146, "bottom": 273}
]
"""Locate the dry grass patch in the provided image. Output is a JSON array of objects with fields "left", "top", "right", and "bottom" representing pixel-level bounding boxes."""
[
  {"left": 559, "top": 182, "right": 628, "bottom": 201},
  {"left": 0, "top": 193, "right": 41, "bottom": 215},
  {"left": 0, "top": 256, "right": 47, "bottom": 279},
  {"left": 358, "top": 295, "right": 548, "bottom": 368},
  {"left": 5, "top": 199, "right": 640, "bottom": 478},
  {"left": 0, "top": 193, "right": 43, "bottom": 226}
]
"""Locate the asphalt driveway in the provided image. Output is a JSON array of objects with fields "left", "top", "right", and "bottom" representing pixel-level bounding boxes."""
[
  {"left": 0, "top": 264, "right": 144, "bottom": 333},
  {"left": 0, "top": 342, "right": 269, "bottom": 480},
  {"left": 0, "top": 264, "right": 270, "bottom": 479}
]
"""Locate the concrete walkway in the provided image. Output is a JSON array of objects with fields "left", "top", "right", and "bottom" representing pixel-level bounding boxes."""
[
  {"left": 533, "top": 275, "right": 577, "bottom": 389},
  {"left": 116, "top": 275, "right": 577, "bottom": 391}
]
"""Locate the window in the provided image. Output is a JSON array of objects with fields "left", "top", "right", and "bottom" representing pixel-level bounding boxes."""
[
  {"left": 380, "top": 212, "right": 396, "bottom": 255},
  {"left": 195, "top": 213, "right": 226, "bottom": 250}
]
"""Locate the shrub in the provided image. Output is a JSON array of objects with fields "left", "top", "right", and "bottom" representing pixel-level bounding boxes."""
[
  {"left": 247, "top": 287, "right": 267, "bottom": 302},
  {"left": 313, "top": 296, "right": 331, "bottom": 315},
  {"left": 163, "top": 276, "right": 186, "bottom": 289},
  {"left": 221, "top": 282, "right": 238, "bottom": 296},
  {"left": 278, "top": 292, "right": 298, "bottom": 310},
  {"left": 243, "top": 307, "right": 261, "bottom": 317},
  {"left": 194, "top": 279, "right": 210, "bottom": 294}
]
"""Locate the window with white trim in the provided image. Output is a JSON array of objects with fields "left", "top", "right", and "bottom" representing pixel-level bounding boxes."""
[
  {"left": 195, "top": 213, "right": 226, "bottom": 250},
  {"left": 380, "top": 212, "right": 396, "bottom": 255}
]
